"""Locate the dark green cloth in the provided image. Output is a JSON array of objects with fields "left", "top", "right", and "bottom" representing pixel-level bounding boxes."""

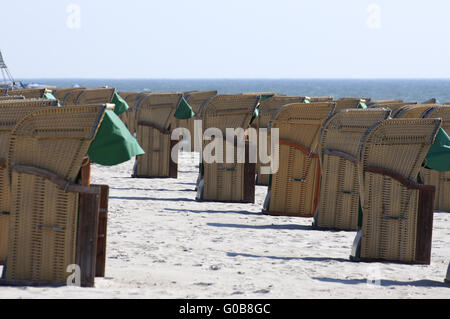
[
  {"left": 111, "top": 91, "right": 129, "bottom": 115},
  {"left": 44, "top": 92, "right": 57, "bottom": 100},
  {"left": 87, "top": 110, "right": 145, "bottom": 166},
  {"left": 174, "top": 97, "right": 195, "bottom": 119},
  {"left": 358, "top": 101, "right": 367, "bottom": 109},
  {"left": 260, "top": 94, "right": 275, "bottom": 101},
  {"left": 249, "top": 103, "right": 260, "bottom": 126},
  {"left": 423, "top": 127, "right": 450, "bottom": 172}
]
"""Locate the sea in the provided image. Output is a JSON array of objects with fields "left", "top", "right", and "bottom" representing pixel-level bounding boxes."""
[{"left": 22, "top": 79, "right": 450, "bottom": 103}]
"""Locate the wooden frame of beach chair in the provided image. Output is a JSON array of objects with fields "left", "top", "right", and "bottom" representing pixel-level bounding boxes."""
[
  {"left": 0, "top": 105, "right": 109, "bottom": 287},
  {"left": 262, "top": 102, "right": 336, "bottom": 217},
  {"left": 392, "top": 104, "right": 437, "bottom": 118},
  {"left": 5, "top": 88, "right": 51, "bottom": 99},
  {"left": 313, "top": 108, "right": 391, "bottom": 231},
  {"left": 420, "top": 106, "right": 450, "bottom": 212},
  {"left": 0, "top": 99, "right": 60, "bottom": 265},
  {"left": 252, "top": 96, "right": 309, "bottom": 186},
  {"left": 133, "top": 93, "right": 182, "bottom": 178},
  {"left": 173, "top": 90, "right": 218, "bottom": 149},
  {"left": 350, "top": 118, "right": 441, "bottom": 264},
  {"left": 196, "top": 94, "right": 260, "bottom": 203}
]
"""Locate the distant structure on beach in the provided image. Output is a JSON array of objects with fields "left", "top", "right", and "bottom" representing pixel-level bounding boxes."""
[{"left": 0, "top": 50, "right": 50, "bottom": 89}]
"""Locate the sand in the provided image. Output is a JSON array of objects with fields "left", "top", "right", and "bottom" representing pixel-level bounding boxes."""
[{"left": 0, "top": 152, "right": 449, "bottom": 299}]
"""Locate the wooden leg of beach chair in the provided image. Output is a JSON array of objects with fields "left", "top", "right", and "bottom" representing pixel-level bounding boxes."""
[
  {"left": 243, "top": 141, "right": 256, "bottom": 203},
  {"left": 94, "top": 185, "right": 109, "bottom": 278},
  {"left": 76, "top": 189, "right": 101, "bottom": 288},
  {"left": 169, "top": 139, "right": 178, "bottom": 179}
]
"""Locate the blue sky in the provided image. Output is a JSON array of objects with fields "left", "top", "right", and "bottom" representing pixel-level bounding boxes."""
[{"left": 1, "top": 0, "right": 450, "bottom": 78}]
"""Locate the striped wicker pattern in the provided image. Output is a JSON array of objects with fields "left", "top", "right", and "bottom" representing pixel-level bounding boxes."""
[
  {"left": 53, "top": 87, "right": 85, "bottom": 103},
  {"left": 4, "top": 105, "right": 107, "bottom": 285},
  {"left": 62, "top": 88, "right": 115, "bottom": 106},
  {"left": 134, "top": 93, "right": 182, "bottom": 178},
  {"left": 309, "top": 97, "right": 333, "bottom": 102},
  {"left": 118, "top": 91, "right": 141, "bottom": 133},
  {"left": 265, "top": 102, "right": 335, "bottom": 217},
  {"left": 0, "top": 96, "right": 25, "bottom": 101},
  {"left": 421, "top": 106, "right": 450, "bottom": 212},
  {"left": 369, "top": 102, "right": 417, "bottom": 113},
  {"left": 357, "top": 118, "right": 441, "bottom": 264},
  {"left": 5, "top": 88, "right": 50, "bottom": 99},
  {"left": 392, "top": 104, "right": 436, "bottom": 118},
  {"left": 368, "top": 99, "right": 404, "bottom": 106},
  {"left": 198, "top": 94, "right": 260, "bottom": 202},
  {"left": 0, "top": 99, "right": 60, "bottom": 264},
  {"left": 253, "top": 96, "right": 308, "bottom": 186},
  {"left": 333, "top": 99, "right": 363, "bottom": 111},
  {"left": 315, "top": 108, "right": 391, "bottom": 230}
]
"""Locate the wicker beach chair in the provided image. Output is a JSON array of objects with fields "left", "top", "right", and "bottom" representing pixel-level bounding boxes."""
[
  {"left": 350, "top": 118, "right": 441, "bottom": 264},
  {"left": 309, "top": 97, "right": 334, "bottom": 102},
  {"left": 5, "top": 88, "right": 51, "bottom": 99},
  {"left": 133, "top": 93, "right": 182, "bottom": 178},
  {"left": 368, "top": 99, "right": 404, "bottom": 106},
  {"left": 196, "top": 94, "right": 260, "bottom": 203},
  {"left": 262, "top": 102, "right": 336, "bottom": 217},
  {"left": 62, "top": 88, "right": 116, "bottom": 106},
  {"left": 252, "top": 96, "right": 309, "bottom": 186},
  {"left": 174, "top": 90, "right": 218, "bottom": 149},
  {"left": 313, "top": 108, "right": 391, "bottom": 230},
  {"left": 333, "top": 99, "right": 366, "bottom": 111},
  {"left": 52, "top": 87, "right": 85, "bottom": 102},
  {"left": 0, "top": 99, "right": 60, "bottom": 265},
  {"left": 368, "top": 102, "right": 417, "bottom": 114},
  {"left": 1, "top": 104, "right": 109, "bottom": 287},
  {"left": 393, "top": 104, "right": 436, "bottom": 118},
  {"left": 420, "top": 106, "right": 450, "bottom": 212},
  {"left": 0, "top": 96, "right": 25, "bottom": 101}
]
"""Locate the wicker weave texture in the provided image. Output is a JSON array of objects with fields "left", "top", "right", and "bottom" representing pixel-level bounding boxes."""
[
  {"left": 267, "top": 102, "right": 335, "bottom": 217},
  {"left": 315, "top": 108, "right": 391, "bottom": 230}
]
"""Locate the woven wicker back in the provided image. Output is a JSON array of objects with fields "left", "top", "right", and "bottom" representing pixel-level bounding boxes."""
[
  {"left": 393, "top": 104, "right": 436, "bottom": 118},
  {"left": 369, "top": 102, "right": 417, "bottom": 113},
  {"left": 53, "top": 87, "right": 85, "bottom": 102},
  {"left": 9, "top": 105, "right": 108, "bottom": 180},
  {"left": 201, "top": 94, "right": 260, "bottom": 132},
  {"left": 333, "top": 99, "right": 363, "bottom": 111},
  {"left": 185, "top": 90, "right": 218, "bottom": 115},
  {"left": 254, "top": 96, "right": 308, "bottom": 130},
  {"left": 5, "top": 88, "right": 50, "bottom": 99},
  {"left": 368, "top": 99, "right": 404, "bottom": 106},
  {"left": 136, "top": 93, "right": 182, "bottom": 129},
  {"left": 309, "top": 96, "right": 333, "bottom": 102},
  {"left": 63, "top": 88, "right": 115, "bottom": 106},
  {"left": 314, "top": 108, "right": 391, "bottom": 230},
  {"left": 360, "top": 118, "right": 440, "bottom": 182},
  {"left": 117, "top": 92, "right": 141, "bottom": 132},
  {"left": 0, "top": 96, "right": 25, "bottom": 101},
  {"left": 265, "top": 102, "right": 335, "bottom": 217}
]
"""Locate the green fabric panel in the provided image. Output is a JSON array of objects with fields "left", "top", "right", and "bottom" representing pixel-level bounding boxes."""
[
  {"left": 249, "top": 102, "right": 260, "bottom": 126},
  {"left": 260, "top": 94, "right": 275, "bottom": 101},
  {"left": 174, "top": 97, "right": 195, "bottom": 119},
  {"left": 358, "top": 101, "right": 367, "bottom": 109},
  {"left": 44, "top": 92, "right": 57, "bottom": 100},
  {"left": 423, "top": 127, "right": 450, "bottom": 172},
  {"left": 111, "top": 91, "right": 129, "bottom": 115},
  {"left": 87, "top": 110, "right": 145, "bottom": 166}
]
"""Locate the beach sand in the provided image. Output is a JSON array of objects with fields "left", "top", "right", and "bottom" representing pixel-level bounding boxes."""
[{"left": 0, "top": 152, "right": 449, "bottom": 299}]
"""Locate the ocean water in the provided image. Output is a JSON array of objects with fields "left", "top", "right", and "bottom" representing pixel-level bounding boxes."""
[{"left": 24, "top": 78, "right": 450, "bottom": 103}]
